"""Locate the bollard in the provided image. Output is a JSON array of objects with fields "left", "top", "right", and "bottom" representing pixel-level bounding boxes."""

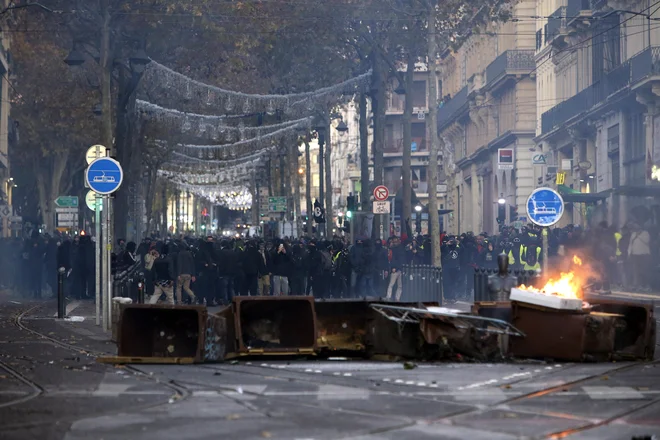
[
  {"left": 57, "top": 267, "right": 66, "bottom": 319},
  {"left": 473, "top": 268, "right": 482, "bottom": 302},
  {"left": 137, "top": 273, "right": 145, "bottom": 304},
  {"left": 113, "top": 276, "right": 120, "bottom": 300}
]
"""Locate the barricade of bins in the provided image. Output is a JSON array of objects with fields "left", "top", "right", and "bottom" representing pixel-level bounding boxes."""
[
  {"left": 401, "top": 264, "right": 443, "bottom": 303},
  {"left": 473, "top": 268, "right": 542, "bottom": 302}
]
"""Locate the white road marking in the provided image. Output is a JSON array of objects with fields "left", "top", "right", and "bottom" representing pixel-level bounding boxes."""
[
  {"left": 583, "top": 386, "right": 645, "bottom": 400},
  {"left": 317, "top": 385, "right": 370, "bottom": 400},
  {"left": 53, "top": 301, "right": 82, "bottom": 317},
  {"left": 460, "top": 379, "right": 499, "bottom": 390},
  {"left": 451, "top": 388, "right": 507, "bottom": 401},
  {"left": 192, "top": 391, "right": 220, "bottom": 397},
  {"left": 92, "top": 382, "right": 132, "bottom": 396},
  {"left": 48, "top": 390, "right": 169, "bottom": 396},
  {"left": 502, "top": 372, "right": 532, "bottom": 380}
]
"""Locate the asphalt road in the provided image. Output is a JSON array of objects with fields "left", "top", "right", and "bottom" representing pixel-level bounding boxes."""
[{"left": 0, "top": 292, "right": 658, "bottom": 440}]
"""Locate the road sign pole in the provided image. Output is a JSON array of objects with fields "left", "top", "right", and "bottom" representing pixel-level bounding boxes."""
[
  {"left": 542, "top": 227, "right": 548, "bottom": 276},
  {"left": 102, "top": 195, "right": 109, "bottom": 332},
  {"left": 85, "top": 153, "right": 122, "bottom": 332},
  {"left": 95, "top": 195, "right": 101, "bottom": 326},
  {"left": 105, "top": 195, "right": 112, "bottom": 332}
]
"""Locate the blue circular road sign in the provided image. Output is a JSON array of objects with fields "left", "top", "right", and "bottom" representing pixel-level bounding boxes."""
[
  {"left": 85, "top": 157, "right": 123, "bottom": 195},
  {"left": 526, "top": 187, "right": 564, "bottom": 227}
]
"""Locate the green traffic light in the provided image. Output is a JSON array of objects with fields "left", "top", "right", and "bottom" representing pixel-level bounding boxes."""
[{"left": 346, "top": 211, "right": 352, "bottom": 219}]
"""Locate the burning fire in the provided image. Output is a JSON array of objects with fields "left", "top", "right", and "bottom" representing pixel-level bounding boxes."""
[{"left": 519, "top": 255, "right": 584, "bottom": 300}]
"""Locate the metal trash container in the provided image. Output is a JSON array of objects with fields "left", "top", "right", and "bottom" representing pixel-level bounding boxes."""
[
  {"left": 101, "top": 304, "right": 224, "bottom": 364},
  {"left": 111, "top": 297, "right": 133, "bottom": 343},
  {"left": 218, "top": 296, "right": 318, "bottom": 359}
]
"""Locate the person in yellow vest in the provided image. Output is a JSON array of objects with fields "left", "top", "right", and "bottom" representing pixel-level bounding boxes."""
[
  {"left": 508, "top": 236, "right": 523, "bottom": 270},
  {"left": 520, "top": 242, "right": 542, "bottom": 271}
]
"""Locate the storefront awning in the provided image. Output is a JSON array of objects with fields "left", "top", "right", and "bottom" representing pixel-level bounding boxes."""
[
  {"left": 558, "top": 185, "right": 608, "bottom": 204},
  {"left": 611, "top": 184, "right": 660, "bottom": 198}
]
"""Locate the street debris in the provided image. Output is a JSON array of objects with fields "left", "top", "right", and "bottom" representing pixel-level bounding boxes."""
[
  {"left": 103, "top": 295, "right": 654, "bottom": 365},
  {"left": 64, "top": 316, "right": 85, "bottom": 322}
]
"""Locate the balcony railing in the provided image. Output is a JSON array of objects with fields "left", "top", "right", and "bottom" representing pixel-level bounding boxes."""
[
  {"left": 566, "top": 0, "right": 591, "bottom": 26},
  {"left": 437, "top": 85, "right": 468, "bottom": 129},
  {"left": 414, "top": 181, "right": 429, "bottom": 193},
  {"left": 546, "top": 6, "right": 566, "bottom": 43},
  {"left": 541, "top": 46, "right": 660, "bottom": 134},
  {"left": 485, "top": 50, "right": 535, "bottom": 87}
]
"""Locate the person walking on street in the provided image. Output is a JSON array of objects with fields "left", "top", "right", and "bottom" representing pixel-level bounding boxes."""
[
  {"left": 149, "top": 246, "right": 175, "bottom": 305},
  {"left": 386, "top": 237, "right": 405, "bottom": 301},
  {"left": 175, "top": 241, "right": 197, "bottom": 304}
]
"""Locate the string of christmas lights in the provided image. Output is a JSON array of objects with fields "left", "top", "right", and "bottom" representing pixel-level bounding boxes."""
[
  {"left": 138, "top": 100, "right": 312, "bottom": 142},
  {"left": 140, "top": 60, "right": 372, "bottom": 116}
]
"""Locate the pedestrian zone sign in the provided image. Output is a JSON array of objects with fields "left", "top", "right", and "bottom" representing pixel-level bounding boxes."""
[{"left": 526, "top": 187, "right": 564, "bottom": 227}]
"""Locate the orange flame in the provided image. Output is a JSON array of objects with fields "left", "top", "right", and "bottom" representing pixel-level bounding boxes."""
[{"left": 520, "top": 255, "right": 584, "bottom": 300}]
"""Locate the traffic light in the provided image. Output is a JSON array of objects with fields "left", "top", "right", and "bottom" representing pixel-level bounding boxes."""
[
  {"left": 347, "top": 195, "right": 356, "bottom": 212},
  {"left": 346, "top": 210, "right": 353, "bottom": 219},
  {"left": 343, "top": 220, "right": 351, "bottom": 232}
]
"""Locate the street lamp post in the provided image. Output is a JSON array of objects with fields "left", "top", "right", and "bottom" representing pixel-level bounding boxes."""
[{"left": 414, "top": 205, "right": 422, "bottom": 235}]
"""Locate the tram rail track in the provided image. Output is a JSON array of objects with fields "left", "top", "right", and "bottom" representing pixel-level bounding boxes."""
[
  {"left": 5, "top": 300, "right": 660, "bottom": 439},
  {"left": 0, "top": 302, "right": 191, "bottom": 432}
]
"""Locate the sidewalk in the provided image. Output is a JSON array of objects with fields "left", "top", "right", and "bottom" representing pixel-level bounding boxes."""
[{"left": 18, "top": 299, "right": 117, "bottom": 355}]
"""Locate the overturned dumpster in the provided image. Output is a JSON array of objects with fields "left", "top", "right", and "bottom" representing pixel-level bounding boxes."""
[
  {"left": 217, "top": 296, "right": 318, "bottom": 359},
  {"left": 499, "top": 288, "right": 657, "bottom": 362},
  {"left": 99, "top": 304, "right": 226, "bottom": 364},
  {"left": 314, "top": 299, "right": 373, "bottom": 355},
  {"left": 369, "top": 304, "right": 525, "bottom": 361},
  {"left": 314, "top": 299, "right": 442, "bottom": 358}
]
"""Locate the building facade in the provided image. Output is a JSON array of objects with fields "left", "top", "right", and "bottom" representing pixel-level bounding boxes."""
[
  {"left": 329, "top": 101, "right": 362, "bottom": 216},
  {"left": 437, "top": 0, "right": 538, "bottom": 235},
  {"left": 536, "top": 0, "right": 660, "bottom": 228}
]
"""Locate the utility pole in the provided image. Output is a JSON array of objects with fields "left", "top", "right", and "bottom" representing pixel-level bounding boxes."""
[
  {"left": 426, "top": 0, "right": 441, "bottom": 267},
  {"left": 318, "top": 132, "right": 325, "bottom": 238},
  {"left": 100, "top": 1, "right": 113, "bottom": 332},
  {"left": 291, "top": 140, "right": 303, "bottom": 238},
  {"left": 359, "top": 93, "right": 370, "bottom": 213},
  {"left": 304, "top": 137, "right": 313, "bottom": 236},
  {"left": 402, "top": 55, "right": 415, "bottom": 236},
  {"left": 324, "top": 118, "right": 333, "bottom": 238},
  {"left": 372, "top": 54, "right": 387, "bottom": 240}
]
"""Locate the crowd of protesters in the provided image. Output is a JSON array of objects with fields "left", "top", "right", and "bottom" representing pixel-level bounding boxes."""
[{"left": 0, "top": 219, "right": 657, "bottom": 304}]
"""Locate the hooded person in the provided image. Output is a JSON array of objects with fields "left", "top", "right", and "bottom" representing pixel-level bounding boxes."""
[
  {"left": 198, "top": 239, "right": 218, "bottom": 305},
  {"left": 148, "top": 245, "right": 175, "bottom": 305},
  {"left": 241, "top": 240, "right": 262, "bottom": 296},
  {"left": 175, "top": 241, "right": 197, "bottom": 304},
  {"left": 270, "top": 240, "right": 292, "bottom": 295}
]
